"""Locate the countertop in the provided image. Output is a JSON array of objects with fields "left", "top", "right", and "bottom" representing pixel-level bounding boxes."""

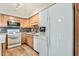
[{"left": 21, "top": 32, "right": 40, "bottom": 36}]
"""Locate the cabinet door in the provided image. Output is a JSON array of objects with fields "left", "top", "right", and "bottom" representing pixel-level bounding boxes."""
[
  {"left": 21, "top": 34, "right": 33, "bottom": 48},
  {"left": 26, "top": 35, "right": 33, "bottom": 48},
  {"left": 21, "top": 34, "right": 27, "bottom": 44},
  {"left": 34, "top": 14, "right": 39, "bottom": 25},
  {"left": 15, "top": 17, "right": 20, "bottom": 22},
  {"left": 30, "top": 14, "right": 39, "bottom": 26},
  {"left": 20, "top": 19, "right": 30, "bottom": 28},
  {"left": 0, "top": 14, "right": 2, "bottom": 27},
  {"left": 2, "top": 15, "right": 9, "bottom": 27},
  {"left": 48, "top": 3, "right": 73, "bottom": 56},
  {"left": 78, "top": 47, "right": 79, "bottom": 55},
  {"left": 24, "top": 19, "right": 30, "bottom": 28},
  {"left": 20, "top": 19, "right": 25, "bottom": 28}
]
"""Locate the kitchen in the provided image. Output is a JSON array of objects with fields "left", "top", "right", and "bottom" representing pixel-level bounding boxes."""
[
  {"left": 0, "top": 3, "right": 78, "bottom": 56},
  {"left": 0, "top": 3, "right": 53, "bottom": 56}
]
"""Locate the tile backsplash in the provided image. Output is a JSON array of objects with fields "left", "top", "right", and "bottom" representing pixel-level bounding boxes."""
[{"left": 20, "top": 28, "right": 32, "bottom": 32}]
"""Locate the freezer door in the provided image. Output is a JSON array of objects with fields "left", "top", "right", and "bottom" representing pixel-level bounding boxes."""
[{"left": 48, "top": 3, "right": 73, "bottom": 56}]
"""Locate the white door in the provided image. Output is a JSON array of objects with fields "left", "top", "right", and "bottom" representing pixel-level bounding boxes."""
[
  {"left": 48, "top": 3, "right": 73, "bottom": 56},
  {"left": 39, "top": 9, "right": 48, "bottom": 56}
]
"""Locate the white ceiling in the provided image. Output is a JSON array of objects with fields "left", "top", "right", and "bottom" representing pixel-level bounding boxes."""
[{"left": 0, "top": 3, "right": 53, "bottom": 18}]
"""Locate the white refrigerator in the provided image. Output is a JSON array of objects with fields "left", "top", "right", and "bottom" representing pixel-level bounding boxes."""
[{"left": 35, "top": 3, "right": 74, "bottom": 56}]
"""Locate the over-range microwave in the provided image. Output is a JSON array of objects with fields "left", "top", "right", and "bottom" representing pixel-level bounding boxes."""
[{"left": 7, "top": 20, "right": 20, "bottom": 27}]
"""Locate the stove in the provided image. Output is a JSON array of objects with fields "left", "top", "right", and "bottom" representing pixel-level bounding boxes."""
[{"left": 7, "top": 20, "right": 21, "bottom": 48}]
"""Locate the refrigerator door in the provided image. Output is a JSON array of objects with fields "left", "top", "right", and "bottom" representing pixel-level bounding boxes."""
[
  {"left": 48, "top": 3, "right": 73, "bottom": 56},
  {"left": 39, "top": 9, "right": 48, "bottom": 56},
  {"left": 39, "top": 32, "right": 48, "bottom": 56}
]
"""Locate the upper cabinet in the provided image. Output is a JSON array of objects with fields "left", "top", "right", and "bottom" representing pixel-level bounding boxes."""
[
  {"left": 15, "top": 17, "right": 21, "bottom": 22},
  {"left": 29, "top": 14, "right": 39, "bottom": 26},
  {"left": 2, "top": 15, "right": 21, "bottom": 27},
  {"left": 0, "top": 14, "right": 21, "bottom": 27},
  {"left": 24, "top": 19, "right": 31, "bottom": 28},
  {"left": 19, "top": 18, "right": 24, "bottom": 28},
  {"left": 1, "top": 14, "right": 9, "bottom": 27},
  {"left": 15, "top": 17, "right": 22, "bottom": 27},
  {"left": 0, "top": 13, "right": 39, "bottom": 28},
  {"left": 20, "top": 18, "right": 31, "bottom": 28},
  {"left": 0, "top": 14, "right": 2, "bottom": 27}
]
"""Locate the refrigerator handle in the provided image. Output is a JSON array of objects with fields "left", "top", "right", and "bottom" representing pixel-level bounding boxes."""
[{"left": 46, "top": 14, "right": 50, "bottom": 49}]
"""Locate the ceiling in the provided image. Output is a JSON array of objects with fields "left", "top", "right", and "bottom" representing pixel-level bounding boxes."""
[{"left": 0, "top": 3, "right": 53, "bottom": 18}]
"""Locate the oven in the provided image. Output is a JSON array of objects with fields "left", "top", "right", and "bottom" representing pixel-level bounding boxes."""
[{"left": 7, "top": 20, "right": 21, "bottom": 48}]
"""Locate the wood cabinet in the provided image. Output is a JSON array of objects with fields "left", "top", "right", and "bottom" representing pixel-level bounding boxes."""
[
  {"left": 0, "top": 14, "right": 7, "bottom": 27},
  {"left": 21, "top": 33, "right": 33, "bottom": 48},
  {"left": 20, "top": 18, "right": 24, "bottom": 28},
  {"left": 74, "top": 3, "right": 79, "bottom": 56},
  {"left": 23, "top": 19, "right": 30, "bottom": 28},
  {"left": 0, "top": 13, "right": 27, "bottom": 27},
  {"left": 15, "top": 17, "right": 21, "bottom": 22},
  {"left": 2, "top": 15, "right": 9, "bottom": 27},
  {"left": 29, "top": 14, "right": 39, "bottom": 26},
  {"left": 0, "top": 14, "right": 2, "bottom": 27},
  {"left": 15, "top": 17, "right": 22, "bottom": 27},
  {"left": 0, "top": 13, "right": 34, "bottom": 28},
  {"left": 20, "top": 18, "right": 31, "bottom": 28},
  {"left": 26, "top": 34, "right": 33, "bottom": 48},
  {"left": 21, "top": 33, "right": 27, "bottom": 43}
]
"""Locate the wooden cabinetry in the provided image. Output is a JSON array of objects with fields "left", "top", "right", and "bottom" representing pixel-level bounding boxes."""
[
  {"left": 20, "top": 18, "right": 31, "bottom": 28},
  {"left": 2, "top": 15, "right": 9, "bottom": 27},
  {"left": 0, "top": 14, "right": 2, "bottom": 27},
  {"left": 0, "top": 13, "right": 34, "bottom": 28},
  {"left": 23, "top": 19, "right": 30, "bottom": 28},
  {"left": 78, "top": 47, "right": 79, "bottom": 55},
  {"left": 21, "top": 33, "right": 27, "bottom": 43},
  {"left": 15, "top": 17, "right": 21, "bottom": 22},
  {"left": 0, "top": 14, "right": 9, "bottom": 27},
  {"left": 74, "top": 3, "right": 79, "bottom": 56},
  {"left": 20, "top": 18, "right": 24, "bottom": 28},
  {"left": 21, "top": 33, "right": 33, "bottom": 48},
  {"left": 26, "top": 34, "right": 33, "bottom": 48},
  {"left": 29, "top": 14, "right": 39, "bottom": 26}
]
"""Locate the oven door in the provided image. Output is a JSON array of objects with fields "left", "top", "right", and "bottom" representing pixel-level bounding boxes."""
[{"left": 7, "top": 29, "right": 21, "bottom": 48}]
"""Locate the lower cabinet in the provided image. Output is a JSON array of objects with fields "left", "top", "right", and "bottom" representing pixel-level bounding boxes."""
[
  {"left": 0, "top": 44, "right": 2, "bottom": 56},
  {"left": 77, "top": 46, "right": 79, "bottom": 56},
  {"left": 21, "top": 33, "right": 33, "bottom": 48}
]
